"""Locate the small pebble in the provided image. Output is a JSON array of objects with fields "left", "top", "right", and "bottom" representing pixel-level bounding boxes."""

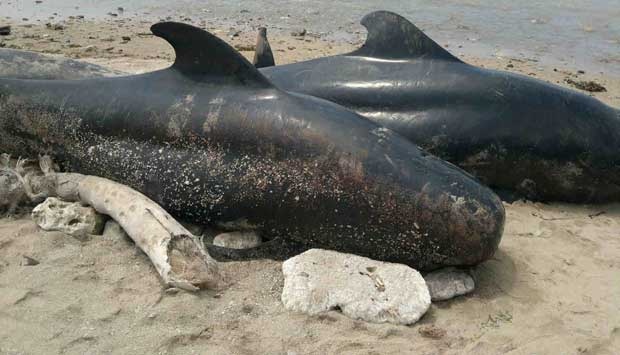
[
  {"left": 418, "top": 325, "right": 447, "bottom": 339},
  {"left": 291, "top": 28, "right": 307, "bottom": 37},
  {"left": 21, "top": 255, "right": 40, "bottom": 266}
]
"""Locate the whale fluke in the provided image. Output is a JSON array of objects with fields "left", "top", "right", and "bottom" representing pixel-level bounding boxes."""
[
  {"left": 151, "top": 22, "right": 272, "bottom": 87},
  {"left": 349, "top": 10, "right": 461, "bottom": 62}
]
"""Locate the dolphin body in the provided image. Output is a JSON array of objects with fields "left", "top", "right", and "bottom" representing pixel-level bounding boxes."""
[
  {"left": 0, "top": 22, "right": 504, "bottom": 270},
  {"left": 261, "top": 11, "right": 620, "bottom": 203},
  {"left": 0, "top": 48, "right": 122, "bottom": 79}
]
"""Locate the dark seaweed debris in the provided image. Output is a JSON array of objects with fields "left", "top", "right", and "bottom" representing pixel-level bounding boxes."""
[{"left": 565, "top": 78, "right": 607, "bottom": 93}]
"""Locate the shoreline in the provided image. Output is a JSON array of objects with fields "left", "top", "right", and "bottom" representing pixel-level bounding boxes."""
[{"left": 0, "top": 16, "right": 619, "bottom": 355}]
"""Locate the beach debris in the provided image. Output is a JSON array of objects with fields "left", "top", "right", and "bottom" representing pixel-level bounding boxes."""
[
  {"left": 0, "top": 155, "right": 47, "bottom": 215},
  {"left": 46, "top": 23, "right": 65, "bottom": 31},
  {"left": 9, "top": 155, "right": 220, "bottom": 291},
  {"left": 291, "top": 28, "right": 307, "bottom": 37},
  {"left": 21, "top": 255, "right": 40, "bottom": 266},
  {"left": 234, "top": 43, "right": 255, "bottom": 51},
  {"left": 281, "top": 249, "right": 431, "bottom": 325},
  {"left": 0, "top": 26, "right": 10, "bottom": 36},
  {"left": 213, "top": 231, "right": 261, "bottom": 249},
  {"left": 32, "top": 197, "right": 106, "bottom": 237},
  {"left": 424, "top": 267, "right": 475, "bottom": 301},
  {"left": 0, "top": 166, "right": 25, "bottom": 215},
  {"left": 565, "top": 78, "right": 607, "bottom": 92},
  {"left": 418, "top": 325, "right": 447, "bottom": 339},
  {"left": 56, "top": 172, "right": 219, "bottom": 290},
  {"left": 228, "top": 29, "right": 241, "bottom": 38}
]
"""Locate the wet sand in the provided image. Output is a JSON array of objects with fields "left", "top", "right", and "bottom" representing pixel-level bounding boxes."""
[{"left": 0, "top": 17, "right": 619, "bottom": 355}]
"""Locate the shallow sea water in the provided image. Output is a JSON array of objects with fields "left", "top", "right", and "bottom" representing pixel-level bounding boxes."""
[{"left": 1, "top": 0, "right": 619, "bottom": 75}]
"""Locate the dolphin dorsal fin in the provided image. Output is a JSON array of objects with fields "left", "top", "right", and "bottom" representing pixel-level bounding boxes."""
[
  {"left": 151, "top": 22, "right": 272, "bottom": 87},
  {"left": 349, "top": 11, "right": 461, "bottom": 62}
]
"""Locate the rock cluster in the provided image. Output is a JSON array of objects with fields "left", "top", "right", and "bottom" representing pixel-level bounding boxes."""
[{"left": 32, "top": 197, "right": 105, "bottom": 237}]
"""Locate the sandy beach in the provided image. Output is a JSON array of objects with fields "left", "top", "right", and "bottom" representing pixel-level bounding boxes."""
[{"left": 0, "top": 16, "right": 619, "bottom": 355}]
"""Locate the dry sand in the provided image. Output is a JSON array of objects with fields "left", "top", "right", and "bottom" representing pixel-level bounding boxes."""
[{"left": 1, "top": 19, "right": 619, "bottom": 355}]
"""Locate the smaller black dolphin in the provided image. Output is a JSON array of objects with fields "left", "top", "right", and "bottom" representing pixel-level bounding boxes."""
[
  {"left": 253, "top": 27, "right": 275, "bottom": 69},
  {"left": 261, "top": 11, "right": 620, "bottom": 203}
]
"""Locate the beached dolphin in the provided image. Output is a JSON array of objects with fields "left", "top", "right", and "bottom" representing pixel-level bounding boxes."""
[
  {"left": 253, "top": 27, "right": 275, "bottom": 69},
  {"left": 0, "top": 22, "right": 504, "bottom": 270},
  {"left": 261, "top": 11, "right": 620, "bottom": 203},
  {"left": 0, "top": 48, "right": 122, "bottom": 79}
]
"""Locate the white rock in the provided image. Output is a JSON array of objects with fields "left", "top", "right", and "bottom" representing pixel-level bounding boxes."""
[
  {"left": 213, "top": 231, "right": 261, "bottom": 249},
  {"left": 32, "top": 197, "right": 105, "bottom": 237},
  {"left": 281, "top": 249, "right": 430, "bottom": 325},
  {"left": 424, "top": 267, "right": 475, "bottom": 301}
]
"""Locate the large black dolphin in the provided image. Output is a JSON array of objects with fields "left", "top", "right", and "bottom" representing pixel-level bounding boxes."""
[
  {"left": 0, "top": 22, "right": 504, "bottom": 270},
  {"left": 261, "top": 11, "right": 620, "bottom": 203}
]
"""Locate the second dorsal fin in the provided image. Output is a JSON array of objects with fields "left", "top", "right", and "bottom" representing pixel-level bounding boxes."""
[
  {"left": 151, "top": 22, "right": 273, "bottom": 87},
  {"left": 349, "top": 11, "right": 461, "bottom": 62}
]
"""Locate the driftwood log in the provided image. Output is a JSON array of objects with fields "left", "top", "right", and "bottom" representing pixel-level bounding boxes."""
[{"left": 1, "top": 155, "right": 220, "bottom": 291}]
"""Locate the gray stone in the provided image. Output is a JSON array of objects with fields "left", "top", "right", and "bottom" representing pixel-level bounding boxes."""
[
  {"left": 213, "top": 231, "right": 261, "bottom": 249},
  {"left": 32, "top": 197, "right": 105, "bottom": 237},
  {"left": 102, "top": 220, "right": 129, "bottom": 241},
  {"left": 281, "top": 249, "right": 430, "bottom": 325},
  {"left": 424, "top": 267, "right": 475, "bottom": 301}
]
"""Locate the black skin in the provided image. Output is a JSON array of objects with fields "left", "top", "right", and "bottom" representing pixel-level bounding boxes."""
[
  {"left": 0, "top": 22, "right": 504, "bottom": 270},
  {"left": 253, "top": 27, "right": 275, "bottom": 69},
  {"left": 260, "top": 11, "right": 620, "bottom": 203}
]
